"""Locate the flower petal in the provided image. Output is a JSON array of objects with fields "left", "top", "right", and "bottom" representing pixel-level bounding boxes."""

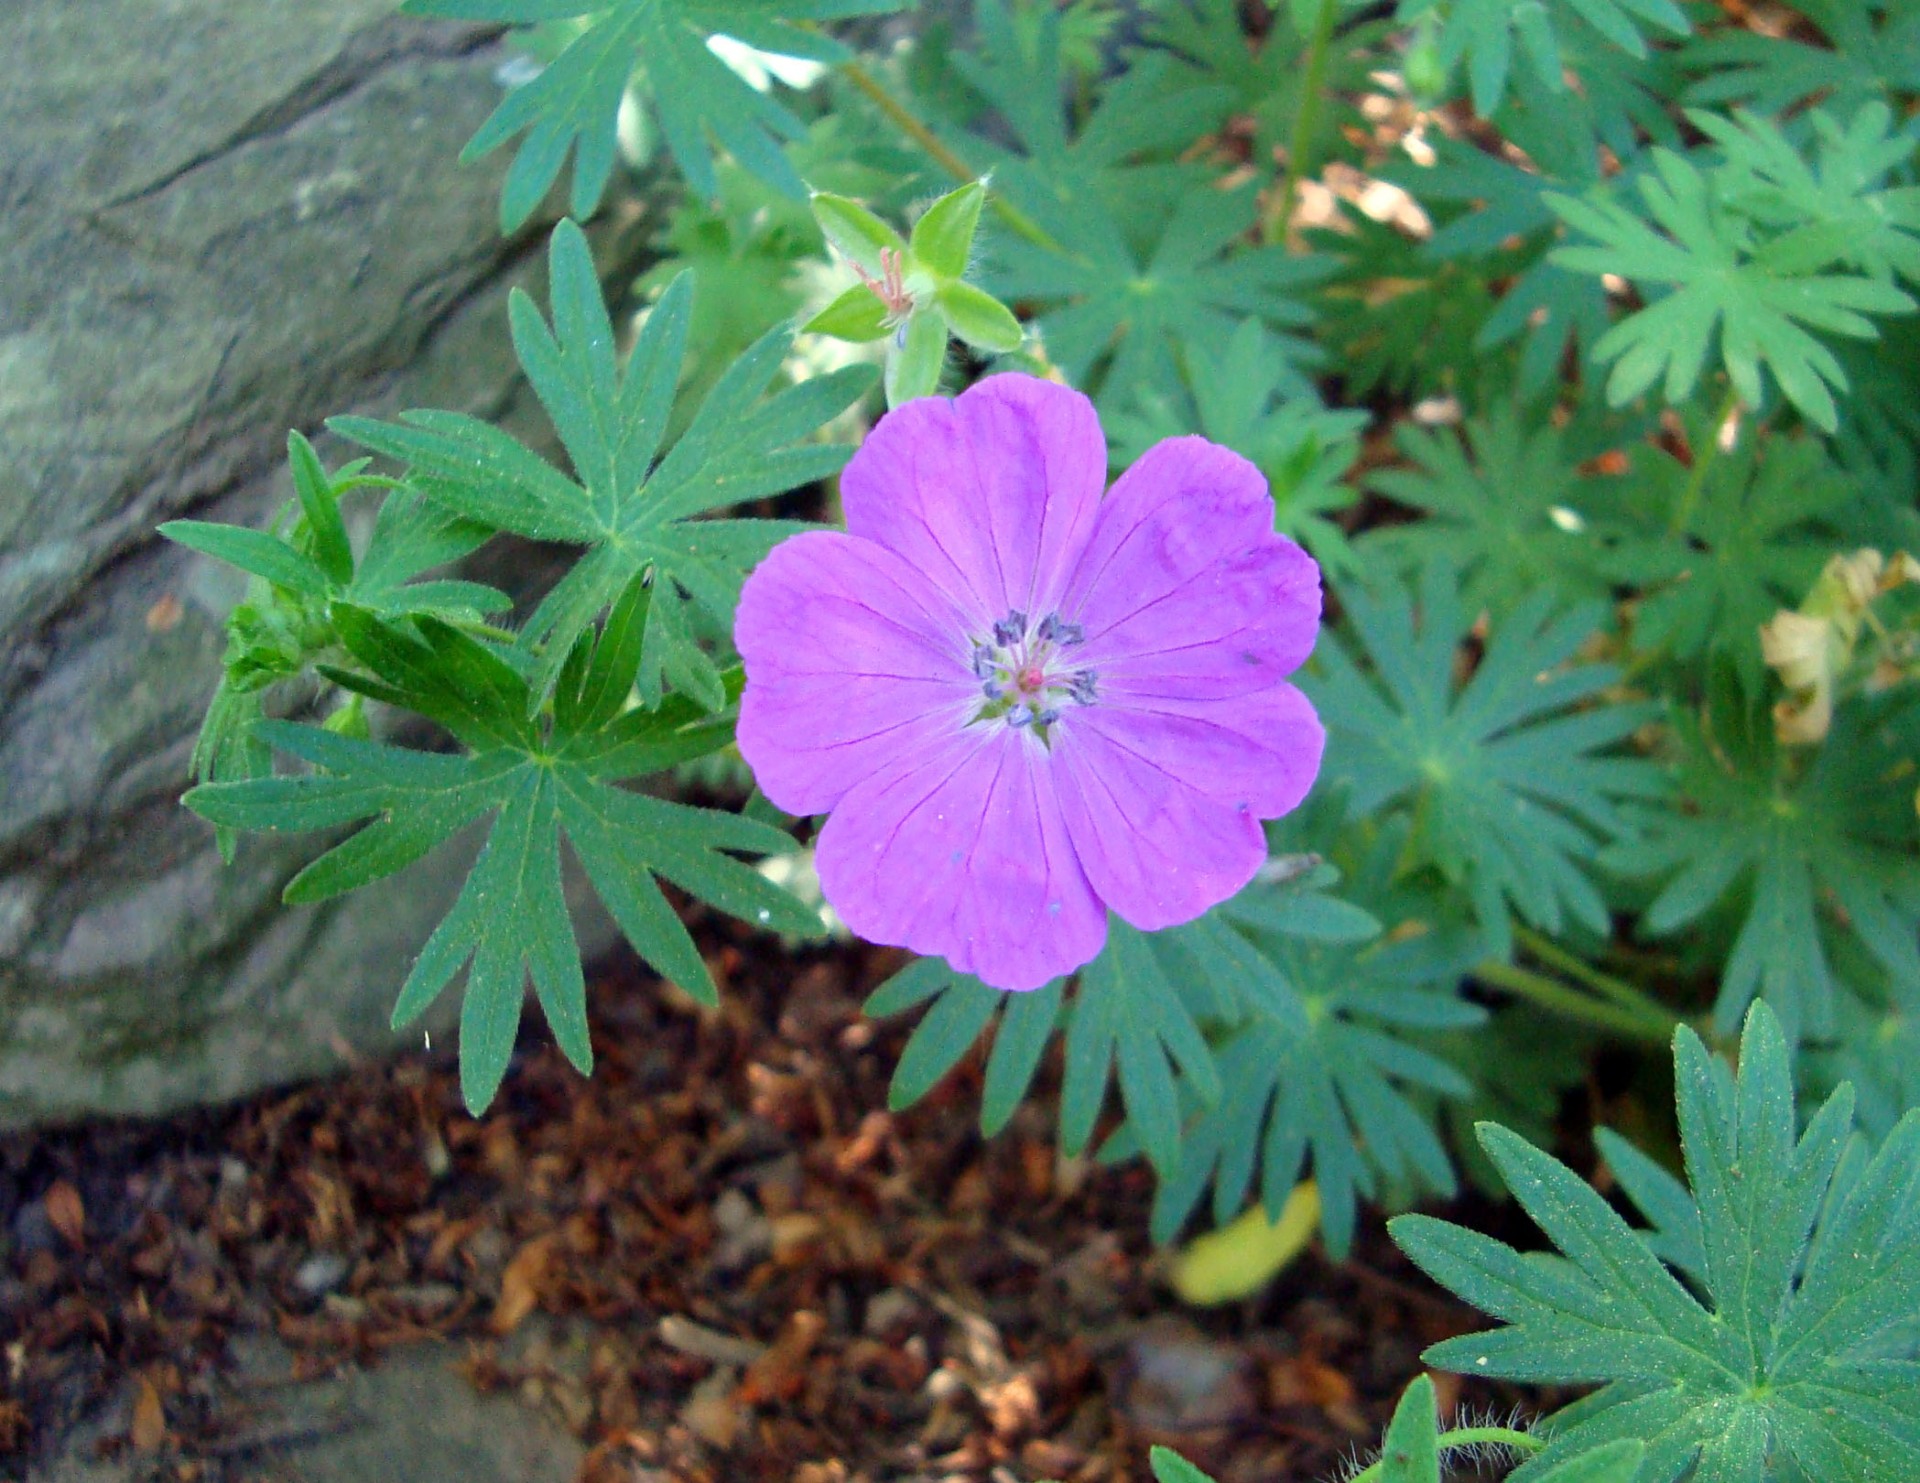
[
  {"left": 1051, "top": 685, "right": 1325, "bottom": 930},
  {"left": 1061, "top": 436, "right": 1321, "bottom": 679},
  {"left": 736, "top": 530, "right": 975, "bottom": 816},
  {"left": 814, "top": 727, "right": 1107, "bottom": 991},
  {"left": 840, "top": 374, "right": 1107, "bottom": 626}
]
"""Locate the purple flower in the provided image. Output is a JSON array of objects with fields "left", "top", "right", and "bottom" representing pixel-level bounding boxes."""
[{"left": 734, "top": 374, "right": 1325, "bottom": 991}]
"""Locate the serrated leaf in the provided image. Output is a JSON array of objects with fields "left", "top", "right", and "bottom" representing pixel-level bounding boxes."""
[
  {"left": 1394, "top": 0, "right": 1688, "bottom": 119},
  {"left": 1681, "top": 0, "right": 1920, "bottom": 117},
  {"left": 336, "top": 221, "right": 875, "bottom": 713},
  {"left": 1124, "top": 904, "right": 1480, "bottom": 1256},
  {"left": 1358, "top": 403, "right": 1614, "bottom": 619},
  {"left": 1601, "top": 687, "right": 1920, "bottom": 1040},
  {"left": 408, "top": 0, "right": 904, "bottom": 227},
  {"left": 1395, "top": 1002, "right": 1920, "bottom": 1483},
  {"left": 1305, "top": 564, "right": 1661, "bottom": 957},
  {"left": 1548, "top": 144, "right": 1915, "bottom": 431},
  {"left": 991, "top": 179, "right": 1325, "bottom": 410},
  {"left": 1063, "top": 919, "right": 1218, "bottom": 1175},
  {"left": 1594, "top": 416, "right": 1853, "bottom": 690},
  {"left": 184, "top": 605, "right": 810, "bottom": 1113},
  {"left": 1696, "top": 103, "right": 1920, "bottom": 289}
]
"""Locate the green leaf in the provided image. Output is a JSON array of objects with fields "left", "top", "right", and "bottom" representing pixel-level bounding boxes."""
[
  {"left": 803, "top": 283, "right": 892, "bottom": 341},
  {"left": 1064, "top": 919, "right": 1218, "bottom": 1175},
  {"left": 934, "top": 279, "right": 1023, "bottom": 353},
  {"left": 1696, "top": 103, "right": 1920, "bottom": 289},
  {"left": 185, "top": 605, "right": 814, "bottom": 1113},
  {"left": 1534, "top": 1442, "right": 1646, "bottom": 1483},
  {"left": 1357, "top": 403, "right": 1615, "bottom": 619},
  {"left": 991, "top": 179, "right": 1326, "bottom": 410},
  {"left": 1393, "top": 0, "right": 1688, "bottom": 119},
  {"left": 884, "top": 307, "right": 946, "bottom": 406},
  {"left": 865, "top": 960, "right": 1064, "bottom": 1134},
  {"left": 1386, "top": 134, "right": 1618, "bottom": 392},
  {"left": 1311, "top": 214, "right": 1504, "bottom": 405},
  {"left": 1121, "top": 899, "right": 1480, "bottom": 1256},
  {"left": 952, "top": 0, "right": 1234, "bottom": 212},
  {"left": 1681, "top": 0, "right": 1920, "bottom": 117},
  {"left": 810, "top": 189, "right": 905, "bottom": 276},
  {"left": 288, "top": 431, "right": 354, "bottom": 585},
  {"left": 1305, "top": 563, "right": 1661, "bottom": 958},
  {"left": 1594, "top": 416, "right": 1854, "bottom": 690},
  {"left": 866, "top": 917, "right": 1222, "bottom": 1172},
  {"left": 406, "top": 0, "right": 905, "bottom": 228},
  {"left": 887, "top": 974, "right": 1002, "bottom": 1110},
  {"left": 335, "top": 220, "right": 875, "bottom": 712},
  {"left": 159, "top": 521, "right": 332, "bottom": 597},
  {"left": 908, "top": 179, "right": 987, "bottom": 279},
  {"left": 1393, "top": 1002, "right": 1920, "bottom": 1483},
  {"left": 1548, "top": 143, "right": 1915, "bottom": 431},
  {"left": 1143, "top": 0, "right": 1392, "bottom": 169},
  {"left": 1601, "top": 686, "right": 1920, "bottom": 1041},
  {"left": 1148, "top": 1447, "right": 1215, "bottom": 1483},
  {"left": 1377, "top": 1373, "right": 1441, "bottom": 1482}
]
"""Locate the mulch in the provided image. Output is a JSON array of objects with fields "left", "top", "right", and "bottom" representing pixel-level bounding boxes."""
[{"left": 1, "top": 906, "right": 1542, "bottom": 1483}]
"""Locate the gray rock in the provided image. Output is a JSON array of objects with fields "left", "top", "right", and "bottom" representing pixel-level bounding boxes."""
[
  {"left": 27, "top": 1340, "right": 587, "bottom": 1483},
  {"left": 0, "top": 0, "right": 622, "bottom": 1125}
]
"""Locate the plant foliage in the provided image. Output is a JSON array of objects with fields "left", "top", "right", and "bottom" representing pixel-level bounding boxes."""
[{"left": 1394, "top": 1003, "right": 1920, "bottom": 1483}]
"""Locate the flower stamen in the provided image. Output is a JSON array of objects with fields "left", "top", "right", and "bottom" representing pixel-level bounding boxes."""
[
  {"left": 971, "top": 609, "right": 1097, "bottom": 739},
  {"left": 853, "top": 246, "right": 914, "bottom": 321}
]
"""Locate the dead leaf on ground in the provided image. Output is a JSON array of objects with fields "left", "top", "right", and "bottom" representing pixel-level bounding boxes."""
[
  {"left": 490, "top": 1234, "right": 558, "bottom": 1336},
  {"left": 129, "top": 1375, "right": 167, "bottom": 1452},
  {"left": 43, "top": 1181, "right": 85, "bottom": 1250}
]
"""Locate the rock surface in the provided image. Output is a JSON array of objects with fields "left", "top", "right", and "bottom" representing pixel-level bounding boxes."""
[
  {"left": 0, "top": 0, "right": 609, "bottom": 1125},
  {"left": 28, "top": 1339, "right": 587, "bottom": 1483}
]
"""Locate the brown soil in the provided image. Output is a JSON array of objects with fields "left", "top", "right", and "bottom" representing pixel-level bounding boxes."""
[{"left": 1, "top": 916, "right": 1542, "bottom": 1483}]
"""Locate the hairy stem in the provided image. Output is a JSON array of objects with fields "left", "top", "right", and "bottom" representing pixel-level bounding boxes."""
[
  {"left": 1474, "top": 958, "right": 1679, "bottom": 1044},
  {"left": 1268, "top": 0, "right": 1339, "bottom": 245},
  {"left": 1667, "top": 384, "right": 1741, "bottom": 537},
  {"left": 1347, "top": 1426, "right": 1543, "bottom": 1483},
  {"left": 836, "top": 60, "right": 1064, "bottom": 253}
]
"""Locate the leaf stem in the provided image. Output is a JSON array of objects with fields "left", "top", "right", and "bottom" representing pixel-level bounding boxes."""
[
  {"left": 1473, "top": 958, "right": 1678, "bottom": 1044},
  {"left": 1268, "top": 0, "right": 1339, "bottom": 246},
  {"left": 835, "top": 59, "right": 1064, "bottom": 253},
  {"left": 1514, "top": 924, "right": 1675, "bottom": 1027},
  {"left": 1346, "top": 1426, "right": 1543, "bottom": 1482},
  {"left": 1667, "top": 384, "right": 1740, "bottom": 537}
]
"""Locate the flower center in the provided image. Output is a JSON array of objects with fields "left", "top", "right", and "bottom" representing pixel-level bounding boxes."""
[{"left": 970, "top": 609, "right": 1098, "bottom": 737}]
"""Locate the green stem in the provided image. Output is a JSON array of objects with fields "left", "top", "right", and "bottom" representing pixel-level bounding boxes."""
[
  {"left": 1514, "top": 924, "right": 1674, "bottom": 1026},
  {"left": 1667, "top": 385, "right": 1741, "bottom": 538},
  {"left": 1473, "top": 958, "right": 1678, "bottom": 1045},
  {"left": 836, "top": 60, "right": 1064, "bottom": 254},
  {"left": 1347, "top": 1427, "right": 1544, "bottom": 1483},
  {"left": 1268, "top": 0, "right": 1339, "bottom": 246}
]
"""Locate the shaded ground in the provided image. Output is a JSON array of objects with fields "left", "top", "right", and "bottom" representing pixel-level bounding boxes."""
[{"left": 3, "top": 912, "right": 1537, "bottom": 1482}]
